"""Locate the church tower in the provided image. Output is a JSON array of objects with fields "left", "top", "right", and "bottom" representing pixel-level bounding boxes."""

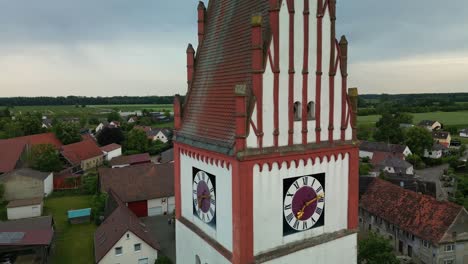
[{"left": 174, "top": 0, "right": 359, "bottom": 263}]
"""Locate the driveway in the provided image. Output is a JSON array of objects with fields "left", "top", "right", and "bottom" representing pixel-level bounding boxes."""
[
  {"left": 415, "top": 164, "right": 449, "bottom": 201},
  {"left": 141, "top": 215, "right": 176, "bottom": 263}
]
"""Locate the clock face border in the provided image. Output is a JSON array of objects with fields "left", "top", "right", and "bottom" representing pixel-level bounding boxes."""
[
  {"left": 282, "top": 173, "right": 325, "bottom": 236},
  {"left": 192, "top": 167, "right": 217, "bottom": 228}
]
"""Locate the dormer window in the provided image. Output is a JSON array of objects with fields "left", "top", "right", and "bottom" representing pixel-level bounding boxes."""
[
  {"left": 307, "top": 101, "right": 315, "bottom": 120},
  {"left": 294, "top": 101, "right": 301, "bottom": 121}
]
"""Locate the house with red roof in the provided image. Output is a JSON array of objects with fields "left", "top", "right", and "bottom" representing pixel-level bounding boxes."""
[
  {"left": 94, "top": 190, "right": 160, "bottom": 264},
  {"left": 100, "top": 143, "right": 122, "bottom": 161},
  {"left": 360, "top": 178, "right": 468, "bottom": 263},
  {"left": 61, "top": 140, "right": 104, "bottom": 172},
  {"left": 109, "top": 153, "right": 151, "bottom": 168}
]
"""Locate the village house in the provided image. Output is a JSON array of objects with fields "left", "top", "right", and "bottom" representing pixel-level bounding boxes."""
[
  {"left": 127, "top": 116, "right": 138, "bottom": 123},
  {"left": 94, "top": 190, "right": 160, "bottom": 264},
  {"left": 95, "top": 121, "right": 120, "bottom": 134},
  {"left": 147, "top": 128, "right": 172, "bottom": 143},
  {"left": 109, "top": 153, "right": 151, "bottom": 168},
  {"left": 460, "top": 128, "right": 468, "bottom": 138},
  {"left": 0, "top": 140, "right": 26, "bottom": 175},
  {"left": 7, "top": 197, "right": 43, "bottom": 220},
  {"left": 99, "top": 163, "right": 174, "bottom": 217},
  {"left": 360, "top": 178, "right": 468, "bottom": 264},
  {"left": 41, "top": 117, "right": 53, "bottom": 129},
  {"left": 424, "top": 143, "right": 448, "bottom": 159},
  {"left": 100, "top": 143, "right": 122, "bottom": 161},
  {"left": 432, "top": 131, "right": 452, "bottom": 147},
  {"left": 372, "top": 156, "right": 414, "bottom": 176},
  {"left": 359, "top": 141, "right": 412, "bottom": 160},
  {"left": 418, "top": 120, "right": 442, "bottom": 131},
  {"left": 0, "top": 216, "right": 55, "bottom": 263},
  {"left": 61, "top": 139, "right": 104, "bottom": 172},
  {"left": 0, "top": 168, "right": 53, "bottom": 201}
]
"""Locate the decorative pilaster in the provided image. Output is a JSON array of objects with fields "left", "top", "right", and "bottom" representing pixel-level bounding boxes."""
[
  {"left": 302, "top": 0, "right": 310, "bottom": 145},
  {"left": 186, "top": 44, "right": 195, "bottom": 90},
  {"left": 315, "top": 0, "right": 324, "bottom": 144},
  {"left": 328, "top": 0, "right": 337, "bottom": 143},
  {"left": 287, "top": 0, "right": 295, "bottom": 146},
  {"left": 174, "top": 94, "right": 182, "bottom": 131},
  {"left": 252, "top": 15, "right": 264, "bottom": 148},
  {"left": 339, "top": 36, "right": 349, "bottom": 141},
  {"left": 270, "top": 0, "right": 280, "bottom": 147},
  {"left": 235, "top": 85, "right": 248, "bottom": 153},
  {"left": 348, "top": 87, "right": 359, "bottom": 141}
]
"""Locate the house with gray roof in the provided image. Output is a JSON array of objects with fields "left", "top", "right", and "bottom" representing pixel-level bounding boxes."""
[{"left": 374, "top": 156, "right": 414, "bottom": 176}]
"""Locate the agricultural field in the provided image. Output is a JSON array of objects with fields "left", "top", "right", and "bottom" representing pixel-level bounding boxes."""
[
  {"left": 358, "top": 111, "right": 468, "bottom": 127},
  {"left": 8, "top": 104, "right": 173, "bottom": 118}
]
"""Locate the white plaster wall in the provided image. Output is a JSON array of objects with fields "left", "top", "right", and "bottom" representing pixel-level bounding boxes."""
[
  {"left": 253, "top": 154, "right": 349, "bottom": 255},
  {"left": 247, "top": 1, "right": 350, "bottom": 149},
  {"left": 180, "top": 153, "right": 233, "bottom": 251},
  {"left": 359, "top": 150, "right": 373, "bottom": 159},
  {"left": 106, "top": 148, "right": 122, "bottom": 161},
  {"left": 147, "top": 196, "right": 174, "bottom": 216},
  {"left": 98, "top": 231, "right": 158, "bottom": 264},
  {"left": 403, "top": 147, "right": 412, "bottom": 157},
  {"left": 424, "top": 149, "right": 442, "bottom": 159},
  {"left": 7, "top": 203, "right": 42, "bottom": 220},
  {"left": 44, "top": 173, "right": 53, "bottom": 196},
  {"left": 176, "top": 220, "right": 231, "bottom": 264},
  {"left": 263, "top": 233, "right": 357, "bottom": 264},
  {"left": 461, "top": 132, "right": 468, "bottom": 138},
  {"left": 407, "top": 167, "right": 414, "bottom": 175}
]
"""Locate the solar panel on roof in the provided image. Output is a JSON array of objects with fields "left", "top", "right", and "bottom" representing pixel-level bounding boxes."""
[{"left": 0, "top": 232, "right": 25, "bottom": 244}]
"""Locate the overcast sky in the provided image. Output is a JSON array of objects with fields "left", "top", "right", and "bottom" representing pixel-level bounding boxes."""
[{"left": 0, "top": 0, "right": 467, "bottom": 97}]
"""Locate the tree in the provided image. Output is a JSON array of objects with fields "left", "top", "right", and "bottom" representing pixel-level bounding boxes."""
[
  {"left": 17, "top": 112, "right": 42, "bottom": 136},
  {"left": 405, "top": 126, "right": 433, "bottom": 156},
  {"left": 54, "top": 121, "right": 81, "bottom": 145},
  {"left": 373, "top": 113, "right": 405, "bottom": 144},
  {"left": 92, "top": 193, "right": 108, "bottom": 225},
  {"left": 79, "top": 115, "right": 88, "bottom": 128},
  {"left": 82, "top": 172, "right": 98, "bottom": 194},
  {"left": 3, "top": 121, "right": 23, "bottom": 138},
  {"left": 155, "top": 255, "right": 173, "bottom": 264},
  {"left": 89, "top": 117, "right": 100, "bottom": 125},
  {"left": 358, "top": 232, "right": 399, "bottom": 264},
  {"left": 125, "top": 129, "right": 149, "bottom": 153},
  {"left": 97, "top": 127, "right": 125, "bottom": 146},
  {"left": 0, "top": 183, "right": 5, "bottom": 203},
  {"left": 107, "top": 111, "right": 121, "bottom": 122},
  {"left": 30, "top": 144, "right": 63, "bottom": 172}
]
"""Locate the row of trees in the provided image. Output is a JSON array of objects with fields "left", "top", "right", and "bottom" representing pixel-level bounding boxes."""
[{"left": 0, "top": 96, "right": 182, "bottom": 106}]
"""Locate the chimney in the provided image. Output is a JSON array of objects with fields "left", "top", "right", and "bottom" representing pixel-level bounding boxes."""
[
  {"left": 197, "top": 1, "right": 206, "bottom": 45},
  {"left": 186, "top": 44, "right": 195, "bottom": 90},
  {"left": 348, "top": 87, "right": 358, "bottom": 141},
  {"left": 234, "top": 84, "right": 248, "bottom": 152},
  {"left": 174, "top": 95, "right": 182, "bottom": 131}
]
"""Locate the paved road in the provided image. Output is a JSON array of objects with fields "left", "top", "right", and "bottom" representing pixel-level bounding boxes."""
[
  {"left": 142, "top": 215, "right": 176, "bottom": 263},
  {"left": 415, "top": 164, "right": 449, "bottom": 201}
]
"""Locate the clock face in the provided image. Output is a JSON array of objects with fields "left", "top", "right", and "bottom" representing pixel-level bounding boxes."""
[
  {"left": 283, "top": 173, "right": 325, "bottom": 236},
  {"left": 192, "top": 168, "right": 216, "bottom": 227}
]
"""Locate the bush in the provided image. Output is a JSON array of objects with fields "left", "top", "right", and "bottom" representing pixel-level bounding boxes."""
[{"left": 155, "top": 255, "right": 173, "bottom": 264}]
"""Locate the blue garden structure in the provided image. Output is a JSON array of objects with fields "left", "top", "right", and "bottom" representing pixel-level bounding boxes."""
[{"left": 67, "top": 208, "right": 91, "bottom": 224}]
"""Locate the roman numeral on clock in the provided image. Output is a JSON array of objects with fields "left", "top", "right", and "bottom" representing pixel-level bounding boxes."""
[
  {"left": 302, "top": 177, "right": 308, "bottom": 185},
  {"left": 210, "top": 198, "right": 216, "bottom": 205},
  {"left": 293, "top": 220, "right": 299, "bottom": 229},
  {"left": 303, "top": 221, "right": 308, "bottom": 230},
  {"left": 209, "top": 207, "right": 214, "bottom": 217},
  {"left": 315, "top": 207, "right": 323, "bottom": 215},
  {"left": 284, "top": 204, "right": 291, "bottom": 210},
  {"left": 315, "top": 186, "right": 323, "bottom": 193},
  {"left": 293, "top": 181, "right": 300, "bottom": 189},
  {"left": 286, "top": 213, "right": 294, "bottom": 223}
]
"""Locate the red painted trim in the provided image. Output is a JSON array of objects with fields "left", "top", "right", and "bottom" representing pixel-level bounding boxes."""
[
  {"left": 235, "top": 91, "right": 247, "bottom": 152},
  {"left": 348, "top": 147, "right": 359, "bottom": 229},
  {"left": 232, "top": 161, "right": 254, "bottom": 264},
  {"left": 252, "top": 20, "right": 264, "bottom": 148},
  {"left": 174, "top": 144, "right": 181, "bottom": 219},
  {"left": 328, "top": 0, "right": 336, "bottom": 144},
  {"left": 302, "top": 0, "right": 310, "bottom": 145},
  {"left": 270, "top": 2, "right": 280, "bottom": 148},
  {"left": 315, "top": 0, "right": 324, "bottom": 144},
  {"left": 174, "top": 95, "right": 182, "bottom": 130},
  {"left": 197, "top": 2, "right": 206, "bottom": 45},
  {"left": 287, "top": 0, "right": 295, "bottom": 146}
]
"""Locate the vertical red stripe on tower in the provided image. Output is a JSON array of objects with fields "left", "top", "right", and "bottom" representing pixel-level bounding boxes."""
[
  {"left": 339, "top": 36, "right": 349, "bottom": 141},
  {"left": 301, "top": 0, "right": 310, "bottom": 145},
  {"left": 231, "top": 162, "right": 253, "bottom": 264},
  {"left": 348, "top": 148, "right": 359, "bottom": 229},
  {"left": 328, "top": 0, "right": 337, "bottom": 143},
  {"left": 174, "top": 145, "right": 181, "bottom": 219},
  {"left": 270, "top": 0, "right": 280, "bottom": 147},
  {"left": 315, "top": 0, "right": 324, "bottom": 144},
  {"left": 287, "top": 0, "right": 295, "bottom": 146},
  {"left": 251, "top": 15, "right": 264, "bottom": 148}
]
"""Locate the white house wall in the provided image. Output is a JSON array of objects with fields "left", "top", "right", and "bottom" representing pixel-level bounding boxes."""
[
  {"left": 106, "top": 149, "right": 122, "bottom": 161},
  {"left": 262, "top": 233, "right": 357, "bottom": 264},
  {"left": 253, "top": 154, "right": 349, "bottom": 255},
  {"left": 98, "top": 231, "right": 158, "bottom": 264},
  {"left": 176, "top": 220, "right": 231, "bottom": 264},
  {"left": 147, "top": 196, "right": 175, "bottom": 216},
  {"left": 247, "top": 1, "right": 351, "bottom": 149},
  {"left": 7, "top": 203, "right": 42, "bottom": 220},
  {"left": 44, "top": 173, "right": 53, "bottom": 196},
  {"left": 180, "top": 153, "right": 233, "bottom": 251}
]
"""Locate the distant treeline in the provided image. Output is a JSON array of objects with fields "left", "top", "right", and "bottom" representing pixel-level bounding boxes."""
[
  {"left": 359, "top": 93, "right": 468, "bottom": 116},
  {"left": 0, "top": 96, "right": 183, "bottom": 107}
]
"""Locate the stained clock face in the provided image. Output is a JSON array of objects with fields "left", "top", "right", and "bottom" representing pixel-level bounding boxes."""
[
  {"left": 283, "top": 173, "right": 325, "bottom": 236},
  {"left": 192, "top": 168, "right": 216, "bottom": 227}
]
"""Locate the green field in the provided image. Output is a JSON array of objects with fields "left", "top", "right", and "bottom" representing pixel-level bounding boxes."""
[
  {"left": 44, "top": 195, "right": 96, "bottom": 264},
  {"left": 358, "top": 111, "right": 468, "bottom": 126},
  {"left": 9, "top": 104, "right": 173, "bottom": 117}
]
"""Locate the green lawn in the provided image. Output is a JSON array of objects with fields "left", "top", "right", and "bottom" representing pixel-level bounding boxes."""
[
  {"left": 44, "top": 195, "right": 96, "bottom": 264},
  {"left": 358, "top": 111, "right": 468, "bottom": 126}
]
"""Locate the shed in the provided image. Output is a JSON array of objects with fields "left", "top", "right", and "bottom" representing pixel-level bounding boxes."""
[
  {"left": 68, "top": 208, "right": 91, "bottom": 224},
  {"left": 7, "top": 198, "right": 43, "bottom": 220}
]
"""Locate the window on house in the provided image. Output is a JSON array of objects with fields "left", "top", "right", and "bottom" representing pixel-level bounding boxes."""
[
  {"left": 293, "top": 101, "right": 302, "bottom": 121},
  {"left": 134, "top": 243, "right": 141, "bottom": 251},
  {"left": 126, "top": 233, "right": 130, "bottom": 239},
  {"left": 307, "top": 101, "right": 315, "bottom": 120},
  {"left": 115, "top": 247, "right": 123, "bottom": 256},
  {"left": 443, "top": 260, "right": 455, "bottom": 264},
  {"left": 422, "top": 240, "right": 430, "bottom": 248},
  {"left": 195, "top": 255, "right": 201, "bottom": 264},
  {"left": 138, "top": 258, "right": 149, "bottom": 264},
  {"left": 408, "top": 245, "right": 413, "bottom": 257},
  {"left": 444, "top": 244, "right": 455, "bottom": 252}
]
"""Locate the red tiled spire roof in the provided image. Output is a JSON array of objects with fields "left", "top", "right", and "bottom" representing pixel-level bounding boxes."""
[
  {"left": 177, "top": 0, "right": 271, "bottom": 154},
  {"left": 361, "top": 178, "right": 462, "bottom": 244}
]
